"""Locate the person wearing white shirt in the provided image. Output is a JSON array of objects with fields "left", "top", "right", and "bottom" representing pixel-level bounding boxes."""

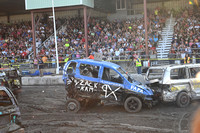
[
  {"left": 119, "top": 47, "right": 124, "bottom": 54},
  {"left": 181, "top": 51, "right": 186, "bottom": 64},
  {"left": 115, "top": 48, "right": 120, "bottom": 57}
]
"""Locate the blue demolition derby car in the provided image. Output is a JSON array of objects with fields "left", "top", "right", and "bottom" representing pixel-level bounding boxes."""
[{"left": 63, "top": 59, "right": 154, "bottom": 113}]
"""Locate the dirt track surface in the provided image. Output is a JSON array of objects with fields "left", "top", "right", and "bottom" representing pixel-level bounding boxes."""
[{"left": 17, "top": 85, "right": 200, "bottom": 133}]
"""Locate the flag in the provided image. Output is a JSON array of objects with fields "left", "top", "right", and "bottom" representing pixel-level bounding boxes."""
[{"left": 189, "top": 0, "right": 193, "bottom": 5}]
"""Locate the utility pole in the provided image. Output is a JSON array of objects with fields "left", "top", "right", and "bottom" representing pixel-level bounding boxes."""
[
  {"left": 52, "top": 0, "right": 59, "bottom": 74},
  {"left": 144, "top": 0, "right": 149, "bottom": 55}
]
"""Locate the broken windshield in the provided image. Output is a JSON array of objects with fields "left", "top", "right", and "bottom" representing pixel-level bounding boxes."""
[
  {"left": 117, "top": 67, "right": 141, "bottom": 84},
  {"left": 147, "top": 68, "right": 164, "bottom": 80}
]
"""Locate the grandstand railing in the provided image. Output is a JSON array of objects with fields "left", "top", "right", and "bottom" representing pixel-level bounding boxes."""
[
  {"left": 2, "top": 54, "right": 200, "bottom": 72},
  {"left": 28, "top": 21, "right": 68, "bottom": 59}
]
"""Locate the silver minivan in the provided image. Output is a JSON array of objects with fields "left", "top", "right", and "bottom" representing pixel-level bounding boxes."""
[{"left": 145, "top": 64, "right": 200, "bottom": 107}]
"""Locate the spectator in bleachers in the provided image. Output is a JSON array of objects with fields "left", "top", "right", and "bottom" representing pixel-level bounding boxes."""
[
  {"left": 0, "top": 7, "right": 170, "bottom": 65},
  {"left": 172, "top": 7, "right": 200, "bottom": 62}
]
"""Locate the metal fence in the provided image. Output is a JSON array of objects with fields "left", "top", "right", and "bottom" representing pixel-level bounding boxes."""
[{"left": 1, "top": 56, "right": 199, "bottom": 71}]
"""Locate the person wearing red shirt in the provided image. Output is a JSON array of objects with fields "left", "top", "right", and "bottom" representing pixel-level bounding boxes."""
[
  {"left": 11, "top": 52, "right": 15, "bottom": 56},
  {"left": 21, "top": 50, "right": 27, "bottom": 59},
  {"left": 127, "top": 46, "right": 132, "bottom": 51},
  {"left": 88, "top": 52, "right": 94, "bottom": 59}
]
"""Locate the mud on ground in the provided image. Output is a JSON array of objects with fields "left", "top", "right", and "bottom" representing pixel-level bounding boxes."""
[{"left": 17, "top": 86, "right": 200, "bottom": 133}]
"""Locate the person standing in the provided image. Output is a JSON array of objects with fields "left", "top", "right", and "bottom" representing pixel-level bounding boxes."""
[
  {"left": 168, "top": 51, "right": 175, "bottom": 64},
  {"left": 42, "top": 54, "right": 48, "bottom": 68},
  {"left": 64, "top": 55, "right": 70, "bottom": 63},
  {"left": 38, "top": 58, "right": 44, "bottom": 76},
  {"left": 88, "top": 52, "right": 94, "bottom": 59},
  {"left": 135, "top": 54, "right": 142, "bottom": 74},
  {"left": 51, "top": 55, "right": 56, "bottom": 68},
  {"left": 34, "top": 57, "right": 38, "bottom": 69},
  {"left": 184, "top": 54, "right": 190, "bottom": 64}
]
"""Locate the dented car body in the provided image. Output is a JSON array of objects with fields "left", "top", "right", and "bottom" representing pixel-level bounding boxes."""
[
  {"left": 0, "top": 86, "right": 24, "bottom": 133},
  {"left": 63, "top": 59, "right": 154, "bottom": 113},
  {"left": 145, "top": 64, "right": 200, "bottom": 107},
  {"left": 0, "top": 68, "right": 22, "bottom": 96}
]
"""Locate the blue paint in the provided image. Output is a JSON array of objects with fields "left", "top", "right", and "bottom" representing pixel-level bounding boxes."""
[{"left": 63, "top": 59, "right": 154, "bottom": 98}]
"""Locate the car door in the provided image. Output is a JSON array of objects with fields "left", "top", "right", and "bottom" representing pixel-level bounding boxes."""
[
  {"left": 170, "top": 67, "right": 190, "bottom": 92},
  {"left": 99, "top": 66, "right": 124, "bottom": 101},
  {"left": 75, "top": 63, "right": 100, "bottom": 94},
  {"left": 188, "top": 67, "right": 200, "bottom": 97}
]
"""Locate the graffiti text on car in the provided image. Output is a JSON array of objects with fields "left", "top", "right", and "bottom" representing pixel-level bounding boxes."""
[
  {"left": 102, "top": 85, "right": 120, "bottom": 100},
  {"left": 74, "top": 79, "right": 97, "bottom": 92}
]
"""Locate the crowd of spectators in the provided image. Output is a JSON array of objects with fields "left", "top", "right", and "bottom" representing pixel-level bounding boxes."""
[
  {"left": 169, "top": 6, "right": 200, "bottom": 63},
  {"left": 0, "top": 7, "right": 169, "bottom": 67},
  {"left": 0, "top": 14, "right": 65, "bottom": 61},
  {"left": 37, "top": 7, "right": 168, "bottom": 62}
]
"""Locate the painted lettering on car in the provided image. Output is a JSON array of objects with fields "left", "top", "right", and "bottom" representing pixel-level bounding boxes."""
[{"left": 130, "top": 85, "right": 144, "bottom": 93}]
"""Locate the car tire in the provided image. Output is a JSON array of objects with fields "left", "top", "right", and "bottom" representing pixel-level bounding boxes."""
[
  {"left": 124, "top": 96, "right": 142, "bottom": 113},
  {"left": 66, "top": 99, "right": 80, "bottom": 113},
  {"left": 176, "top": 92, "right": 190, "bottom": 108}
]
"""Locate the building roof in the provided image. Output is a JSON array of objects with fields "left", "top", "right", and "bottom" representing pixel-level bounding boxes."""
[
  {"left": 0, "top": 0, "right": 115, "bottom": 16},
  {"left": 0, "top": 0, "right": 28, "bottom": 16},
  {"left": 0, "top": 0, "right": 172, "bottom": 16}
]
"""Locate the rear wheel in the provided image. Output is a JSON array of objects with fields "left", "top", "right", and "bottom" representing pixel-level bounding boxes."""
[
  {"left": 66, "top": 99, "right": 80, "bottom": 113},
  {"left": 124, "top": 96, "right": 142, "bottom": 113},
  {"left": 176, "top": 92, "right": 190, "bottom": 108}
]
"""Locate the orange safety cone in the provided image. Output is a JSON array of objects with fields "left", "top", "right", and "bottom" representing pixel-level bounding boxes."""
[{"left": 148, "top": 58, "right": 150, "bottom": 67}]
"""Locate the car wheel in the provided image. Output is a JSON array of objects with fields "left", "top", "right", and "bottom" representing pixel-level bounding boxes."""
[
  {"left": 124, "top": 96, "right": 142, "bottom": 113},
  {"left": 66, "top": 99, "right": 80, "bottom": 113},
  {"left": 176, "top": 92, "right": 190, "bottom": 108}
]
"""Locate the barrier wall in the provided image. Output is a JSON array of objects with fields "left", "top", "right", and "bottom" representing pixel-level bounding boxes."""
[{"left": 22, "top": 75, "right": 63, "bottom": 85}]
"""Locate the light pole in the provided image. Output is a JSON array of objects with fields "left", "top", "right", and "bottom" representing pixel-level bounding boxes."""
[
  {"left": 52, "top": 0, "right": 59, "bottom": 74},
  {"left": 144, "top": 0, "right": 148, "bottom": 56}
]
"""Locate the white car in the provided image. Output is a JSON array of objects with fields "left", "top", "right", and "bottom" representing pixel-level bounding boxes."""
[{"left": 145, "top": 64, "right": 200, "bottom": 107}]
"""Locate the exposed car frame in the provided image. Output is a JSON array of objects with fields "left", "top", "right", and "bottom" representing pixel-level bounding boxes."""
[{"left": 0, "top": 68, "right": 22, "bottom": 97}]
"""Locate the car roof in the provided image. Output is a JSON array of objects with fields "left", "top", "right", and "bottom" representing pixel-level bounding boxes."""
[
  {"left": 148, "top": 65, "right": 170, "bottom": 69},
  {"left": 70, "top": 59, "right": 120, "bottom": 69},
  {"left": 149, "top": 64, "right": 200, "bottom": 69}
]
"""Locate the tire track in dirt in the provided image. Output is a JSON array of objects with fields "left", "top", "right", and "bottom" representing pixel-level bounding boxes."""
[{"left": 18, "top": 86, "right": 197, "bottom": 132}]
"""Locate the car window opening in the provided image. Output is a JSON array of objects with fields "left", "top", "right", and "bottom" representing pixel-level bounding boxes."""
[
  {"left": 67, "top": 62, "right": 77, "bottom": 74},
  {"left": 79, "top": 63, "right": 99, "bottom": 78},
  {"left": 0, "top": 90, "right": 12, "bottom": 106},
  {"left": 189, "top": 67, "right": 200, "bottom": 78},
  {"left": 102, "top": 67, "right": 123, "bottom": 84},
  {"left": 170, "top": 68, "right": 187, "bottom": 79},
  {"left": 147, "top": 69, "right": 164, "bottom": 80}
]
